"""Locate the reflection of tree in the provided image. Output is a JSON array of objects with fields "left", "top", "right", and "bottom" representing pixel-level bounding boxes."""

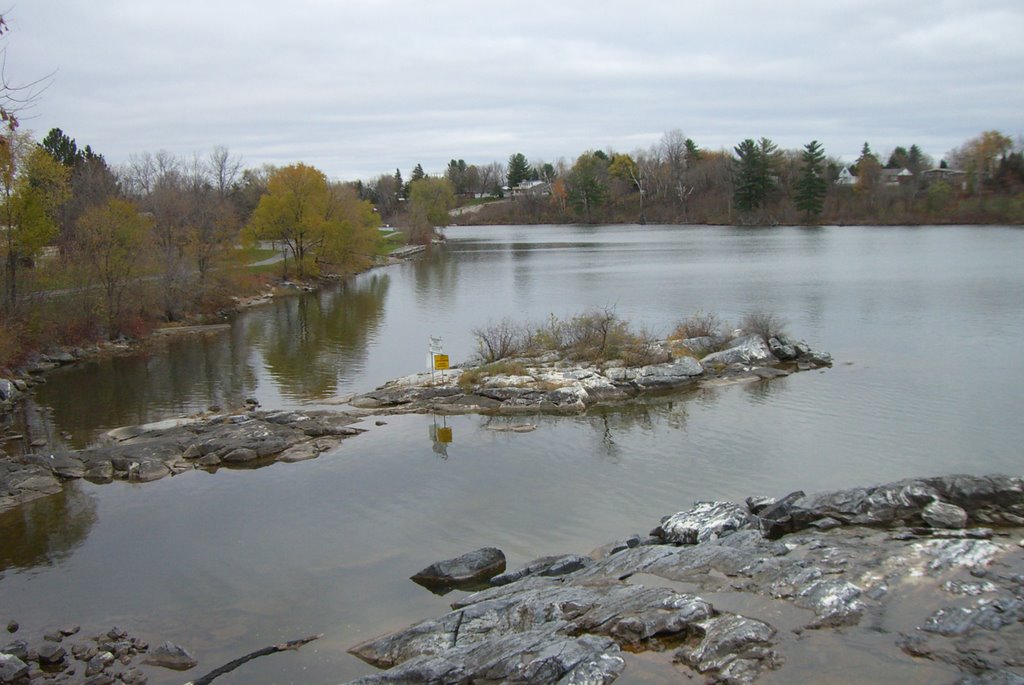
[
  {"left": 32, "top": 328, "right": 258, "bottom": 445},
  {"left": 0, "top": 483, "right": 96, "bottom": 573},
  {"left": 412, "top": 249, "right": 460, "bottom": 304},
  {"left": 256, "top": 275, "right": 389, "bottom": 399}
]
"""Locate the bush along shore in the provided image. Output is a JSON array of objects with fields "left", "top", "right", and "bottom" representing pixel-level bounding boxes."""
[
  {"left": 351, "top": 310, "right": 832, "bottom": 414},
  {"left": 346, "top": 474, "right": 1024, "bottom": 685}
]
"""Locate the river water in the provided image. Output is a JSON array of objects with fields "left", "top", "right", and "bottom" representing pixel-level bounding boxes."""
[{"left": 1, "top": 224, "right": 1022, "bottom": 684}]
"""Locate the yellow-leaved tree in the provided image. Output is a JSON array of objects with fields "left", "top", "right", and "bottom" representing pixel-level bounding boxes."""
[
  {"left": 246, "top": 163, "right": 379, "bottom": 279},
  {"left": 1, "top": 132, "right": 70, "bottom": 310}
]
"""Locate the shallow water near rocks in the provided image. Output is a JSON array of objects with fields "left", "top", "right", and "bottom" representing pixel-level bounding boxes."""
[{"left": 2, "top": 224, "right": 1024, "bottom": 684}]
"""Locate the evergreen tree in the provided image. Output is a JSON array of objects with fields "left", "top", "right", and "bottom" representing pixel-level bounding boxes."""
[
  {"left": 446, "top": 159, "right": 468, "bottom": 195},
  {"left": 733, "top": 139, "right": 762, "bottom": 213},
  {"left": 507, "top": 152, "right": 531, "bottom": 188},
  {"left": 393, "top": 168, "right": 404, "bottom": 198},
  {"left": 755, "top": 137, "right": 781, "bottom": 205},
  {"left": 684, "top": 138, "right": 702, "bottom": 164},
  {"left": 795, "top": 140, "right": 828, "bottom": 221}
]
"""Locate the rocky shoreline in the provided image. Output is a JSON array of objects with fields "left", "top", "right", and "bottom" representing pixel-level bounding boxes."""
[
  {"left": 344, "top": 474, "right": 1024, "bottom": 685},
  {"left": 0, "top": 622, "right": 197, "bottom": 685},
  {"left": 0, "top": 408, "right": 368, "bottom": 514}
]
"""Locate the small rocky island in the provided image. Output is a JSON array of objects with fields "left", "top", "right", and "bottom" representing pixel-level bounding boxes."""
[
  {"left": 346, "top": 474, "right": 1024, "bottom": 685},
  {"left": 1, "top": 315, "right": 829, "bottom": 512},
  {"left": 351, "top": 327, "right": 832, "bottom": 415}
]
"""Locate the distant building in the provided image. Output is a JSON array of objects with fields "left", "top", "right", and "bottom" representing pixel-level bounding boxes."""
[
  {"left": 506, "top": 180, "right": 550, "bottom": 198},
  {"left": 880, "top": 168, "right": 914, "bottom": 186},
  {"left": 836, "top": 167, "right": 856, "bottom": 185}
]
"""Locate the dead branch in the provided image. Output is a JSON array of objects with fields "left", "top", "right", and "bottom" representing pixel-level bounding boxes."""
[{"left": 183, "top": 634, "right": 323, "bottom": 685}]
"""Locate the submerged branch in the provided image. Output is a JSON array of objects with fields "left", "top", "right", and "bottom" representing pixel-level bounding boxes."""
[{"left": 183, "top": 634, "right": 323, "bottom": 685}]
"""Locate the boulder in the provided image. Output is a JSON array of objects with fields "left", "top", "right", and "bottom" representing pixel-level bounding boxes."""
[
  {"left": 36, "top": 642, "right": 66, "bottom": 665},
  {"left": 144, "top": 641, "right": 197, "bottom": 670},
  {"left": 700, "top": 335, "right": 777, "bottom": 367},
  {"left": 410, "top": 547, "right": 506, "bottom": 591},
  {"left": 656, "top": 501, "right": 755, "bottom": 544},
  {"left": 767, "top": 336, "right": 798, "bottom": 360},
  {"left": 922, "top": 500, "right": 969, "bottom": 529},
  {"left": 675, "top": 614, "right": 778, "bottom": 680},
  {"left": 0, "top": 653, "right": 29, "bottom": 683},
  {"left": 0, "top": 379, "right": 15, "bottom": 402}
]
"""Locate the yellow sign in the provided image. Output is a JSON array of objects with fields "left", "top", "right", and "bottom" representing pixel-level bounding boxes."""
[
  {"left": 435, "top": 427, "right": 453, "bottom": 443},
  {"left": 433, "top": 354, "right": 449, "bottom": 370}
]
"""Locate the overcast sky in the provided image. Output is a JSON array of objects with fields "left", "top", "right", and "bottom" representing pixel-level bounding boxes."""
[{"left": 6, "top": 1, "right": 1023, "bottom": 181}]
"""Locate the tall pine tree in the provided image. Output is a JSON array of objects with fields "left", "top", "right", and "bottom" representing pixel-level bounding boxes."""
[
  {"left": 507, "top": 153, "right": 531, "bottom": 188},
  {"left": 795, "top": 140, "right": 827, "bottom": 221}
]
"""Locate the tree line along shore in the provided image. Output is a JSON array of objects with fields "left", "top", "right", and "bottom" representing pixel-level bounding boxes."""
[{"left": 1, "top": 123, "right": 1021, "bottom": 374}]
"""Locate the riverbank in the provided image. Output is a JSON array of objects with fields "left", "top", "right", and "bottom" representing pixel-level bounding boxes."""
[
  {"left": 0, "top": 243, "right": 430, "bottom": 447},
  {"left": 345, "top": 473, "right": 1024, "bottom": 685}
]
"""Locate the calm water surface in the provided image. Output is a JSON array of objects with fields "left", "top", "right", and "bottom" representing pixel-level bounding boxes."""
[{"left": 2, "top": 224, "right": 1023, "bottom": 684}]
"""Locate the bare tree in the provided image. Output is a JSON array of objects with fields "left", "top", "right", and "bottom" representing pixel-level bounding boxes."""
[{"left": 207, "top": 145, "right": 242, "bottom": 198}]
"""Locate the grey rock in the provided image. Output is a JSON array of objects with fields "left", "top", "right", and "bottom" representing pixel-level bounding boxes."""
[
  {"left": 0, "top": 463, "right": 62, "bottom": 513},
  {"left": 84, "top": 461, "right": 114, "bottom": 483},
  {"left": 143, "top": 641, "right": 197, "bottom": 670},
  {"left": 0, "top": 653, "right": 29, "bottom": 683},
  {"left": 922, "top": 596, "right": 1024, "bottom": 637},
  {"left": 922, "top": 500, "right": 969, "bottom": 529},
  {"left": 345, "top": 475, "right": 1024, "bottom": 685},
  {"left": 85, "top": 651, "right": 115, "bottom": 676},
  {"left": 2, "top": 641, "right": 26, "bottom": 661},
  {"left": 196, "top": 453, "right": 221, "bottom": 466},
  {"left": 5, "top": 622, "right": 17, "bottom": 634},
  {"left": 348, "top": 631, "right": 623, "bottom": 685},
  {"left": 491, "top": 554, "right": 591, "bottom": 586},
  {"left": 700, "top": 335, "right": 777, "bottom": 367},
  {"left": 767, "top": 336, "right": 798, "bottom": 360},
  {"left": 656, "top": 501, "right": 755, "bottom": 544},
  {"left": 0, "top": 379, "right": 15, "bottom": 402},
  {"left": 18, "top": 453, "right": 86, "bottom": 480},
  {"left": 676, "top": 336, "right": 722, "bottom": 355},
  {"left": 132, "top": 460, "right": 171, "bottom": 482},
  {"left": 631, "top": 357, "right": 703, "bottom": 389},
  {"left": 220, "top": 447, "right": 258, "bottom": 463},
  {"left": 674, "top": 614, "right": 778, "bottom": 678},
  {"left": 411, "top": 547, "right": 506, "bottom": 591},
  {"left": 36, "top": 642, "right": 66, "bottom": 664}
]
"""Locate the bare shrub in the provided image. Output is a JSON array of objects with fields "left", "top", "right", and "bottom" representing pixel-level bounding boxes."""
[
  {"left": 620, "top": 325, "right": 672, "bottom": 367},
  {"left": 563, "top": 307, "right": 632, "bottom": 362},
  {"left": 670, "top": 310, "right": 724, "bottom": 340},
  {"left": 740, "top": 311, "right": 788, "bottom": 341},
  {"left": 471, "top": 318, "right": 528, "bottom": 363},
  {"left": 529, "top": 313, "right": 567, "bottom": 353}
]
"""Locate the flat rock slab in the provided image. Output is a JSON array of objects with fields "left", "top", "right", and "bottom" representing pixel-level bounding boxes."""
[{"left": 0, "top": 410, "right": 366, "bottom": 500}]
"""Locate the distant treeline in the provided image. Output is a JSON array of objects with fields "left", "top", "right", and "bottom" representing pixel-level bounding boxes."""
[{"left": 359, "top": 129, "right": 1024, "bottom": 226}]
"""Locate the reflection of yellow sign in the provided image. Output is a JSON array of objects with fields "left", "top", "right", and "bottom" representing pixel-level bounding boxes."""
[
  {"left": 436, "top": 427, "right": 453, "bottom": 443},
  {"left": 433, "top": 354, "right": 449, "bottom": 370}
]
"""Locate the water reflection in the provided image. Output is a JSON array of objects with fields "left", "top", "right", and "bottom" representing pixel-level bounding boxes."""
[
  {"left": 252, "top": 274, "right": 390, "bottom": 399},
  {"left": 0, "top": 483, "right": 96, "bottom": 573}
]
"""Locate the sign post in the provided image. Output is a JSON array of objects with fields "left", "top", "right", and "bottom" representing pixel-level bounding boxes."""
[{"left": 428, "top": 336, "right": 444, "bottom": 382}]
